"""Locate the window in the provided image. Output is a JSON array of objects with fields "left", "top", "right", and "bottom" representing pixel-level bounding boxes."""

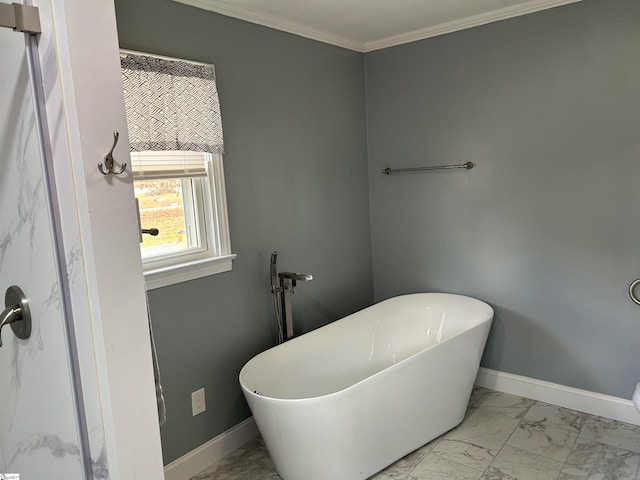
[
  {"left": 133, "top": 151, "right": 233, "bottom": 288},
  {"left": 121, "top": 51, "right": 234, "bottom": 289}
]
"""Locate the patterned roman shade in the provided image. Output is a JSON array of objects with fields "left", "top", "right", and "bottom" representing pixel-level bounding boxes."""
[{"left": 121, "top": 52, "right": 224, "bottom": 154}]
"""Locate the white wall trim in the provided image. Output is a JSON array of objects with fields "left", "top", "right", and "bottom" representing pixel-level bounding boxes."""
[
  {"left": 172, "top": 0, "right": 362, "bottom": 52},
  {"left": 144, "top": 254, "right": 236, "bottom": 290},
  {"left": 362, "top": 0, "right": 583, "bottom": 52},
  {"left": 476, "top": 368, "right": 640, "bottom": 426},
  {"left": 163, "top": 417, "right": 259, "bottom": 480},
  {"left": 172, "top": 0, "right": 583, "bottom": 53},
  {"left": 164, "top": 370, "right": 640, "bottom": 480}
]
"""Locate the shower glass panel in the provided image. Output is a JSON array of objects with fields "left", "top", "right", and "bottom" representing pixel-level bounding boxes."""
[{"left": 0, "top": 19, "right": 89, "bottom": 479}]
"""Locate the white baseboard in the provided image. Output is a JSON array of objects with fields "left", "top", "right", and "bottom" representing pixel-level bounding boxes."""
[
  {"left": 163, "top": 370, "right": 640, "bottom": 480},
  {"left": 163, "top": 417, "right": 259, "bottom": 480},
  {"left": 475, "top": 368, "right": 640, "bottom": 426}
]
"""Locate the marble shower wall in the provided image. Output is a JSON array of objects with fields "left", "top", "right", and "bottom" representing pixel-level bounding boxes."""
[{"left": 0, "top": 26, "right": 86, "bottom": 478}]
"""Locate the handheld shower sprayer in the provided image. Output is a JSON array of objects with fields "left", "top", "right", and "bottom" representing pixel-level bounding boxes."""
[{"left": 270, "top": 251, "right": 279, "bottom": 293}]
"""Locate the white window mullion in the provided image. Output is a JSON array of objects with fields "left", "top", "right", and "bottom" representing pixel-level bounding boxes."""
[
  {"left": 209, "top": 153, "right": 232, "bottom": 257},
  {"left": 181, "top": 178, "right": 199, "bottom": 250},
  {"left": 192, "top": 176, "right": 209, "bottom": 253}
]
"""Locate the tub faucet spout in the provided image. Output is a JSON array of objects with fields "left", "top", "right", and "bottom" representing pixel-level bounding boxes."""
[{"left": 278, "top": 272, "right": 313, "bottom": 287}]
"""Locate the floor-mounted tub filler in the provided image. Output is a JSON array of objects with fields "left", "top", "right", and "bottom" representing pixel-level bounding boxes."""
[{"left": 239, "top": 293, "right": 493, "bottom": 480}]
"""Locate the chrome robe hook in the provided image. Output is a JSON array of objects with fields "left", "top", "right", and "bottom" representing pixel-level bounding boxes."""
[{"left": 98, "top": 131, "right": 126, "bottom": 175}]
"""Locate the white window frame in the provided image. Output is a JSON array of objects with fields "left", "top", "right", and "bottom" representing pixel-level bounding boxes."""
[{"left": 135, "top": 151, "right": 235, "bottom": 290}]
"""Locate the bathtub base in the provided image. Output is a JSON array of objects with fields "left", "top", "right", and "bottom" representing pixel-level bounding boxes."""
[{"left": 248, "top": 330, "right": 482, "bottom": 480}]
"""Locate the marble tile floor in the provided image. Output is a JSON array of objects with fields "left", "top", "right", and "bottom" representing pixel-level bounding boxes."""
[{"left": 191, "top": 388, "right": 640, "bottom": 480}]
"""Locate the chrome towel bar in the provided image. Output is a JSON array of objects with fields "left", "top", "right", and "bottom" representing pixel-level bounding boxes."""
[{"left": 382, "top": 161, "right": 474, "bottom": 175}]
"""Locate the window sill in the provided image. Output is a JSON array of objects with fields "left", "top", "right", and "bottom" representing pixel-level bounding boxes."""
[{"left": 143, "top": 254, "right": 236, "bottom": 290}]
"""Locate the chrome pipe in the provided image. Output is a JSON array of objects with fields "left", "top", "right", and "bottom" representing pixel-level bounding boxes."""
[{"left": 280, "top": 279, "right": 294, "bottom": 341}]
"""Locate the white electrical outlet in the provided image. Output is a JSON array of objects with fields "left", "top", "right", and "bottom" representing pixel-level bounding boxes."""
[{"left": 191, "top": 388, "right": 206, "bottom": 416}]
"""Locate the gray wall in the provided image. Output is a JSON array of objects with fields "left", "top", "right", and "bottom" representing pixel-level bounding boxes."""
[
  {"left": 116, "top": 0, "right": 640, "bottom": 467},
  {"left": 366, "top": 0, "right": 640, "bottom": 399},
  {"left": 114, "top": 0, "right": 373, "bottom": 464}
]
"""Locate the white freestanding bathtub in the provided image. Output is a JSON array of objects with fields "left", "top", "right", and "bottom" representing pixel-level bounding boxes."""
[{"left": 239, "top": 293, "right": 493, "bottom": 480}]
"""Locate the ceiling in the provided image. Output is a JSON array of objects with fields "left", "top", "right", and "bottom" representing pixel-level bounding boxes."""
[{"left": 173, "top": 0, "right": 582, "bottom": 52}]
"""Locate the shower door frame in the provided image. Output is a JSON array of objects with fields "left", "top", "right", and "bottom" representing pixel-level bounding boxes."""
[{"left": 15, "top": 0, "right": 166, "bottom": 477}]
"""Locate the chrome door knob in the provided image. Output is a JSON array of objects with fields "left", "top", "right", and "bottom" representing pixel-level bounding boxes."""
[{"left": 0, "top": 285, "right": 31, "bottom": 347}]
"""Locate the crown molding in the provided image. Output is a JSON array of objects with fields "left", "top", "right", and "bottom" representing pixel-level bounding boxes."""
[
  {"left": 363, "top": 0, "right": 584, "bottom": 52},
  {"left": 172, "top": 0, "right": 363, "bottom": 52},
  {"left": 172, "top": 0, "right": 584, "bottom": 53}
]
